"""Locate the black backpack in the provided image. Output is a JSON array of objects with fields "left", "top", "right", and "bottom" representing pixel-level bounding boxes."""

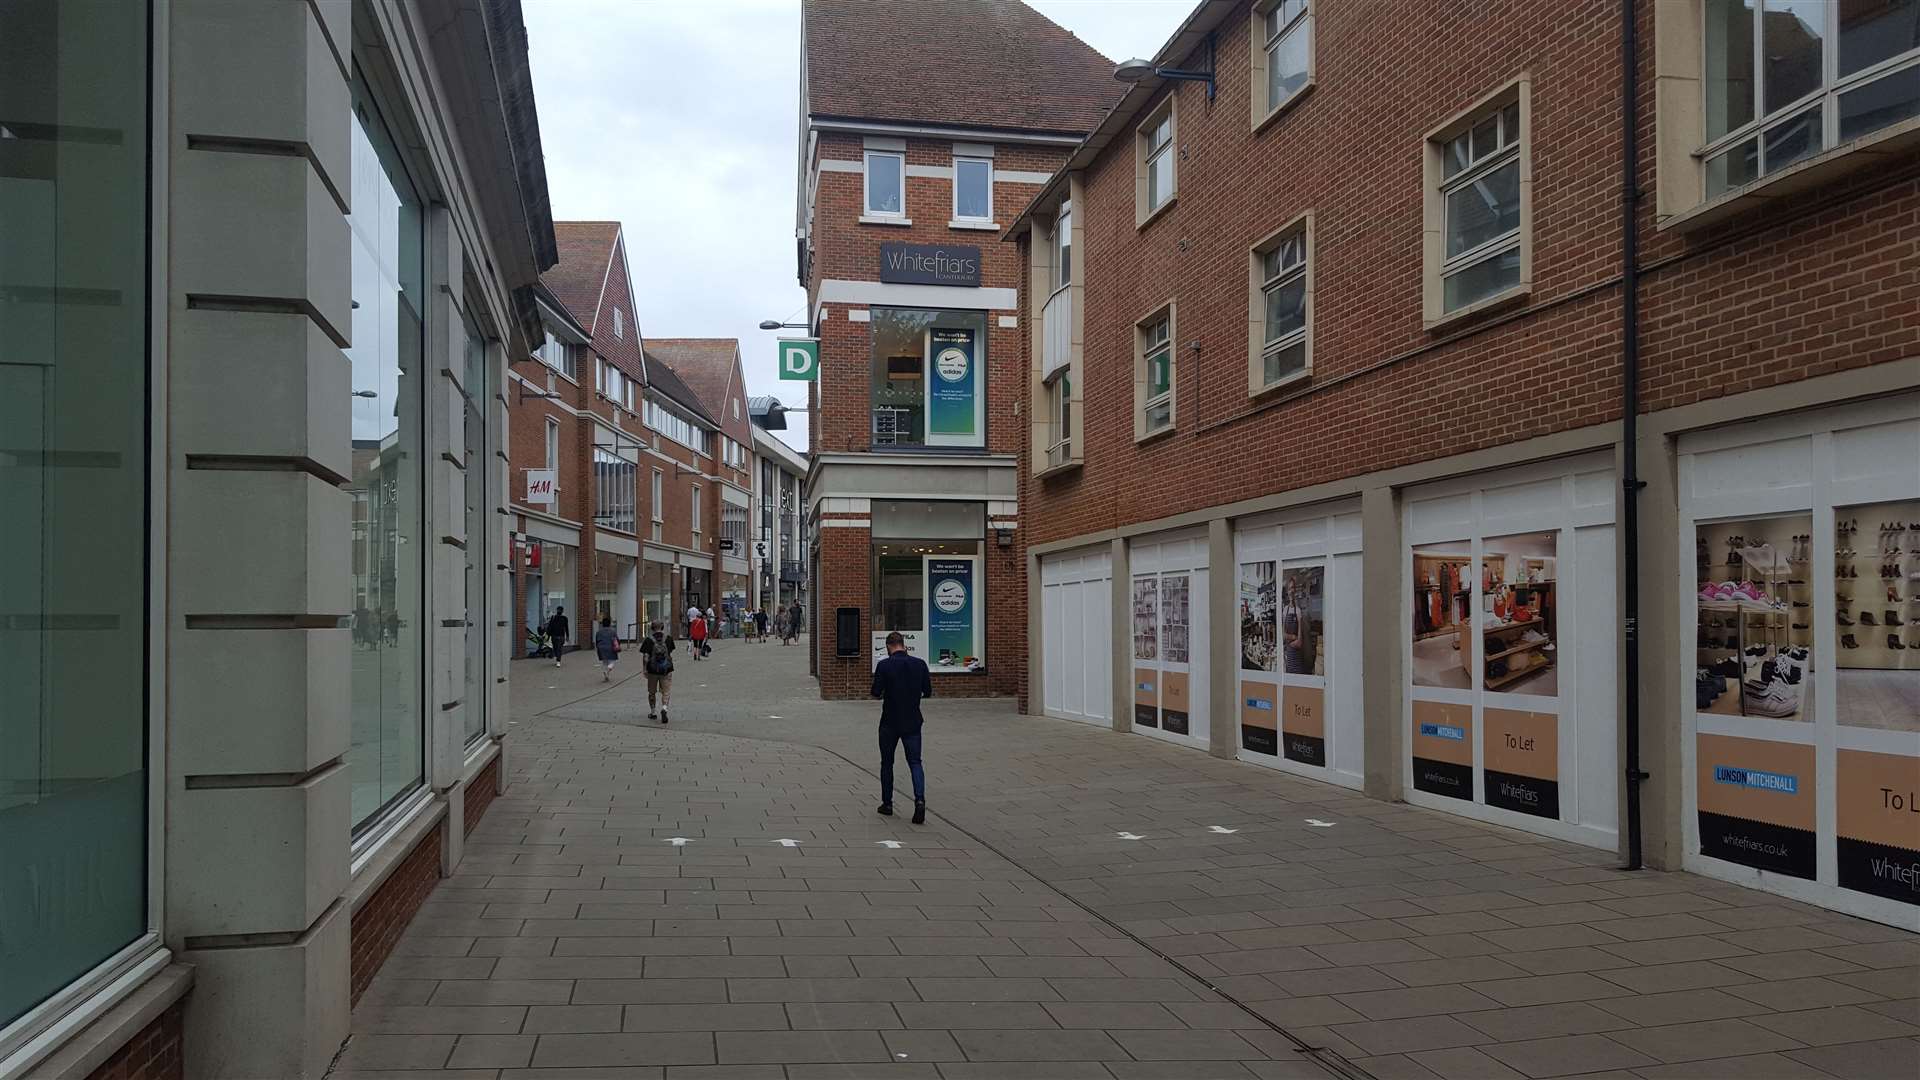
[{"left": 646, "top": 637, "right": 674, "bottom": 675}]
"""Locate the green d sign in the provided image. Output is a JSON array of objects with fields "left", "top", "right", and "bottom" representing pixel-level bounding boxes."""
[{"left": 777, "top": 338, "right": 819, "bottom": 382}]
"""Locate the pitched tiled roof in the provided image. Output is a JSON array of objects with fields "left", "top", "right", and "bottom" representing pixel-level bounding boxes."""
[
  {"left": 644, "top": 339, "right": 739, "bottom": 421},
  {"left": 803, "top": 0, "right": 1122, "bottom": 135},
  {"left": 642, "top": 348, "right": 719, "bottom": 428},
  {"left": 541, "top": 221, "right": 620, "bottom": 332}
]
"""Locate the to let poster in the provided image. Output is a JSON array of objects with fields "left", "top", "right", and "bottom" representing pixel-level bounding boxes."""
[
  {"left": 925, "top": 558, "right": 979, "bottom": 671},
  {"left": 927, "top": 328, "right": 977, "bottom": 438},
  {"left": 1696, "top": 733, "right": 1816, "bottom": 880}
]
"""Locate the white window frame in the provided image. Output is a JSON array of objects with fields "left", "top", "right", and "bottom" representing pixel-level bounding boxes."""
[
  {"left": 651, "top": 469, "right": 664, "bottom": 522},
  {"left": 1051, "top": 200, "right": 1073, "bottom": 293},
  {"left": 1137, "top": 305, "right": 1176, "bottom": 439},
  {"left": 864, "top": 150, "right": 906, "bottom": 218},
  {"left": 1423, "top": 77, "right": 1532, "bottom": 327},
  {"left": 1138, "top": 100, "right": 1177, "bottom": 225},
  {"left": 1255, "top": 0, "right": 1314, "bottom": 125},
  {"left": 1697, "top": 1, "right": 1920, "bottom": 198},
  {"left": 690, "top": 484, "right": 702, "bottom": 541},
  {"left": 952, "top": 156, "right": 993, "bottom": 222},
  {"left": 1251, "top": 212, "right": 1313, "bottom": 394},
  {"left": 1044, "top": 369, "right": 1072, "bottom": 468},
  {"left": 545, "top": 417, "right": 559, "bottom": 472},
  {"left": 612, "top": 307, "right": 624, "bottom": 339}
]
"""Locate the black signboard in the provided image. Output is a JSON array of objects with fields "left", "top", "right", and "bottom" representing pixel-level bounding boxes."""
[{"left": 879, "top": 242, "right": 981, "bottom": 288}]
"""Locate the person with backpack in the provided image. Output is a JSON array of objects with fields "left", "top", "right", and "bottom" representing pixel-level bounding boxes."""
[
  {"left": 688, "top": 610, "right": 708, "bottom": 660},
  {"left": 639, "top": 621, "right": 674, "bottom": 723},
  {"left": 545, "top": 606, "right": 570, "bottom": 668},
  {"left": 593, "top": 616, "right": 620, "bottom": 682}
]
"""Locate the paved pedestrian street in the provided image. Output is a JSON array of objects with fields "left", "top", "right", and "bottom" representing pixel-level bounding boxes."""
[{"left": 335, "top": 641, "right": 1920, "bottom": 1080}]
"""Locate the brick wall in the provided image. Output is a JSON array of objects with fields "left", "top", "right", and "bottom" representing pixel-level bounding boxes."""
[
  {"left": 1016, "top": 0, "right": 1920, "bottom": 554},
  {"left": 801, "top": 130, "right": 1071, "bottom": 700},
  {"left": 83, "top": 1000, "right": 184, "bottom": 1080},
  {"left": 465, "top": 754, "right": 501, "bottom": 837},
  {"left": 348, "top": 820, "right": 445, "bottom": 1006}
]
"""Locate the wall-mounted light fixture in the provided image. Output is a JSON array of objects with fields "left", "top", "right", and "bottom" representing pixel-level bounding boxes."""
[
  {"left": 995, "top": 526, "right": 1014, "bottom": 548},
  {"left": 1113, "top": 33, "right": 1217, "bottom": 101}
]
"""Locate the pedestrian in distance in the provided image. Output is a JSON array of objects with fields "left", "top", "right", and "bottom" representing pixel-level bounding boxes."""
[
  {"left": 545, "top": 606, "right": 570, "bottom": 668},
  {"left": 688, "top": 611, "right": 707, "bottom": 660},
  {"left": 593, "top": 616, "right": 620, "bottom": 682},
  {"left": 754, "top": 607, "right": 769, "bottom": 643},
  {"left": 685, "top": 601, "right": 700, "bottom": 636},
  {"left": 871, "top": 630, "right": 932, "bottom": 824},
  {"left": 639, "top": 621, "right": 674, "bottom": 723},
  {"left": 704, "top": 606, "right": 718, "bottom": 650},
  {"left": 785, "top": 600, "right": 803, "bottom": 645}
]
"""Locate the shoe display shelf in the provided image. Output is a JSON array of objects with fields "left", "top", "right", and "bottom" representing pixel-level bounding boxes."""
[
  {"left": 1697, "top": 545, "right": 1794, "bottom": 716},
  {"left": 1841, "top": 509, "right": 1920, "bottom": 669}
]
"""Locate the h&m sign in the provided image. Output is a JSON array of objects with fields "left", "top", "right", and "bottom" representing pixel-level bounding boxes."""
[
  {"left": 525, "top": 469, "right": 556, "bottom": 505},
  {"left": 879, "top": 242, "right": 980, "bottom": 288}
]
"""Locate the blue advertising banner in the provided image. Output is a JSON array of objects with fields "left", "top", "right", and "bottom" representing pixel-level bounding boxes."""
[
  {"left": 926, "top": 557, "right": 980, "bottom": 672},
  {"left": 927, "top": 328, "right": 976, "bottom": 437}
]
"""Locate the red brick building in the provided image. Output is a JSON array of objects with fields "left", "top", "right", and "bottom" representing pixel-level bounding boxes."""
[
  {"left": 795, "top": 0, "right": 1121, "bottom": 698},
  {"left": 507, "top": 223, "right": 752, "bottom": 648},
  {"left": 648, "top": 338, "right": 759, "bottom": 626},
  {"left": 1009, "top": 0, "right": 1919, "bottom": 926}
]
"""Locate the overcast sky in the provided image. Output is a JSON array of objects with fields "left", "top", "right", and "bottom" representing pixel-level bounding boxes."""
[{"left": 522, "top": 0, "right": 1193, "bottom": 452}]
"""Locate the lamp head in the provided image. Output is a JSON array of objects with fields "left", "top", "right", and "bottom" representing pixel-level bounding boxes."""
[
  {"left": 757, "top": 319, "right": 783, "bottom": 330},
  {"left": 1113, "top": 58, "right": 1155, "bottom": 83}
]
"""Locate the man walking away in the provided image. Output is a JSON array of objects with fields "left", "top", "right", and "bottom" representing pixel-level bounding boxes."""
[
  {"left": 786, "top": 600, "right": 804, "bottom": 646},
  {"left": 545, "top": 606, "right": 570, "bottom": 668},
  {"left": 688, "top": 610, "right": 708, "bottom": 660},
  {"left": 685, "top": 600, "right": 700, "bottom": 636},
  {"left": 871, "top": 630, "right": 932, "bottom": 824},
  {"left": 594, "top": 616, "right": 620, "bottom": 681},
  {"left": 640, "top": 621, "right": 674, "bottom": 723},
  {"left": 754, "top": 607, "right": 769, "bottom": 643}
]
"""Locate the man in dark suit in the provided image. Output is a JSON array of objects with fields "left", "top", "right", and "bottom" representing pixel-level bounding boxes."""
[{"left": 871, "top": 630, "right": 933, "bottom": 823}]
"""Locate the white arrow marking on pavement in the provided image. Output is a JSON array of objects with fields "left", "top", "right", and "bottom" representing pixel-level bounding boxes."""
[
  {"left": 768, "top": 715, "right": 783, "bottom": 719},
  {"left": 1305, "top": 818, "right": 1337, "bottom": 828},
  {"left": 876, "top": 840, "right": 904, "bottom": 849},
  {"left": 772, "top": 838, "right": 802, "bottom": 847},
  {"left": 1207, "top": 825, "right": 1239, "bottom": 834},
  {"left": 664, "top": 837, "right": 694, "bottom": 846},
  {"left": 1116, "top": 832, "right": 1146, "bottom": 840}
]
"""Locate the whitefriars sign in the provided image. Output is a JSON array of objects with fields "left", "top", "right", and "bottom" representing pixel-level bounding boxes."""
[{"left": 879, "top": 242, "right": 981, "bottom": 288}]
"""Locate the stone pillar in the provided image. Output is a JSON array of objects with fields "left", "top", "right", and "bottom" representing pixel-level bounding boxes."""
[
  {"left": 1207, "top": 518, "right": 1237, "bottom": 759},
  {"left": 1109, "top": 537, "right": 1132, "bottom": 733},
  {"left": 165, "top": 1, "right": 352, "bottom": 1075},
  {"left": 1359, "top": 486, "right": 1404, "bottom": 801}
]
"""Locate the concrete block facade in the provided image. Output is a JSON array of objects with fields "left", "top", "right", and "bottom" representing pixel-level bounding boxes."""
[{"left": 1, "top": 1, "right": 546, "bottom": 1076}]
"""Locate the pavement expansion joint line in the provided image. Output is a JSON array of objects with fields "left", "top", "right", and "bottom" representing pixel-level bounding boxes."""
[{"left": 545, "top": 704, "right": 1380, "bottom": 1080}]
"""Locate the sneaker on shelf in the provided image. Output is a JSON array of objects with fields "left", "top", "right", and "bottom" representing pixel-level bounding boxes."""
[{"left": 1745, "top": 678, "right": 1803, "bottom": 718}]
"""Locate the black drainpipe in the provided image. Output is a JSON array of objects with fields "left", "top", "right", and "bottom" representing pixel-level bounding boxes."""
[{"left": 1621, "top": 0, "right": 1649, "bottom": 871}]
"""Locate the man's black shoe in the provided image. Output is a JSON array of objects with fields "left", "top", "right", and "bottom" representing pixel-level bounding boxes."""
[
  {"left": 911, "top": 802, "right": 926, "bottom": 825},
  {"left": 877, "top": 803, "right": 894, "bottom": 816}
]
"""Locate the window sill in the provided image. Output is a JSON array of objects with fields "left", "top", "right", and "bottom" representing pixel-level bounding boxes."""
[
  {"left": 1135, "top": 423, "right": 1176, "bottom": 446},
  {"left": 1034, "top": 456, "right": 1083, "bottom": 481},
  {"left": 1660, "top": 114, "right": 1920, "bottom": 234},
  {"left": 948, "top": 219, "right": 1000, "bottom": 231},
  {"left": 1424, "top": 283, "right": 1530, "bottom": 334},
  {"left": 1251, "top": 367, "right": 1312, "bottom": 399},
  {"left": 1252, "top": 81, "right": 1315, "bottom": 136},
  {"left": 858, "top": 214, "right": 913, "bottom": 227},
  {"left": 1137, "top": 194, "right": 1176, "bottom": 231}
]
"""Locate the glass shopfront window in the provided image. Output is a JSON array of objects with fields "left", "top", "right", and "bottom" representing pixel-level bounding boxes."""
[
  {"left": 462, "top": 314, "right": 487, "bottom": 745},
  {"left": 869, "top": 308, "right": 987, "bottom": 449},
  {"left": 0, "top": 0, "right": 152, "bottom": 1034},
  {"left": 345, "top": 78, "right": 426, "bottom": 832},
  {"left": 642, "top": 559, "right": 673, "bottom": 629},
  {"left": 869, "top": 501, "right": 986, "bottom": 672}
]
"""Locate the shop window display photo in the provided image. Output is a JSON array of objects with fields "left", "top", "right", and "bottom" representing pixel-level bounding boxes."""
[
  {"left": 1836, "top": 502, "right": 1920, "bottom": 731},
  {"left": 1411, "top": 542, "right": 1474, "bottom": 689},
  {"left": 1694, "top": 516, "right": 1813, "bottom": 722},
  {"left": 1131, "top": 576, "right": 1159, "bottom": 727},
  {"left": 1481, "top": 533, "right": 1558, "bottom": 696},
  {"left": 1239, "top": 561, "right": 1277, "bottom": 672}
]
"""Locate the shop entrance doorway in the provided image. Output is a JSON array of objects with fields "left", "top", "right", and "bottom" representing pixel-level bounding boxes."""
[
  {"left": 1235, "top": 505, "right": 1364, "bottom": 788},
  {"left": 1041, "top": 548, "right": 1112, "bottom": 727},
  {"left": 1678, "top": 395, "right": 1919, "bottom": 926},
  {"left": 1130, "top": 532, "right": 1209, "bottom": 752},
  {"left": 1404, "top": 454, "right": 1619, "bottom": 848}
]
